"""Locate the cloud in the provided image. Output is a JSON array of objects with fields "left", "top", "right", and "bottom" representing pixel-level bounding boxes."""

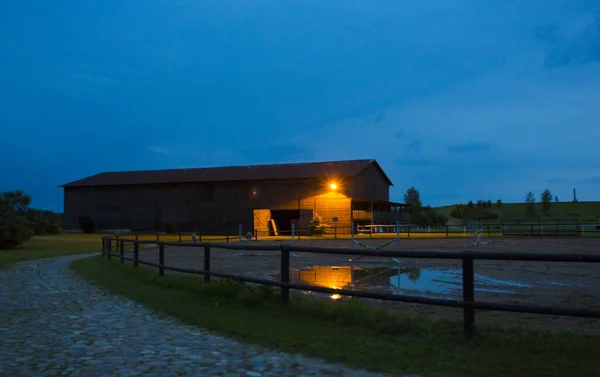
[
  {"left": 446, "top": 142, "right": 492, "bottom": 154},
  {"left": 581, "top": 176, "right": 600, "bottom": 184},
  {"left": 148, "top": 146, "right": 174, "bottom": 156},
  {"left": 538, "top": 6, "right": 600, "bottom": 68},
  {"left": 393, "top": 129, "right": 405, "bottom": 139},
  {"left": 395, "top": 157, "right": 435, "bottom": 167},
  {"left": 235, "top": 144, "right": 315, "bottom": 164},
  {"left": 374, "top": 112, "right": 386, "bottom": 123},
  {"left": 406, "top": 139, "right": 423, "bottom": 154},
  {"left": 67, "top": 71, "right": 119, "bottom": 85}
]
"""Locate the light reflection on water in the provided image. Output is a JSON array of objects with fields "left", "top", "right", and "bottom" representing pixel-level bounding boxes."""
[{"left": 277, "top": 265, "right": 545, "bottom": 300}]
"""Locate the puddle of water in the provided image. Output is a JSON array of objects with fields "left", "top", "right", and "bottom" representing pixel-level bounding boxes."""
[{"left": 276, "top": 265, "right": 537, "bottom": 299}]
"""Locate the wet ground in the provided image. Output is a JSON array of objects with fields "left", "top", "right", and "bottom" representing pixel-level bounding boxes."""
[{"left": 130, "top": 236, "right": 600, "bottom": 333}]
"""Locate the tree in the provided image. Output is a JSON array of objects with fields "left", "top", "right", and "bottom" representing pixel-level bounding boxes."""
[
  {"left": 525, "top": 191, "right": 536, "bottom": 216},
  {"left": 467, "top": 200, "right": 474, "bottom": 209},
  {"left": 555, "top": 196, "right": 559, "bottom": 202},
  {"left": 0, "top": 190, "right": 34, "bottom": 249},
  {"left": 541, "top": 188, "right": 553, "bottom": 213},
  {"left": 403, "top": 187, "right": 422, "bottom": 208},
  {"left": 496, "top": 199, "right": 502, "bottom": 208},
  {"left": 487, "top": 200, "right": 492, "bottom": 208}
]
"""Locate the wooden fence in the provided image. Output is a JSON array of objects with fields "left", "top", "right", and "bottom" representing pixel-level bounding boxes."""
[{"left": 101, "top": 237, "right": 600, "bottom": 337}]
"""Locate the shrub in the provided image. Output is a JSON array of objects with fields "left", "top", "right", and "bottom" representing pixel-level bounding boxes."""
[
  {"left": 308, "top": 213, "right": 327, "bottom": 236},
  {"left": 78, "top": 216, "right": 95, "bottom": 233},
  {"left": 0, "top": 213, "right": 34, "bottom": 249}
]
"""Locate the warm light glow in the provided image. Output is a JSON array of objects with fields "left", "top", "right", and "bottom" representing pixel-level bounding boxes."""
[
  {"left": 330, "top": 183, "right": 337, "bottom": 190},
  {"left": 330, "top": 294, "right": 342, "bottom": 300}
]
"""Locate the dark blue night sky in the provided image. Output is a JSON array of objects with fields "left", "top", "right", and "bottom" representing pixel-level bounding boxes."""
[{"left": 2, "top": 1, "right": 599, "bottom": 211}]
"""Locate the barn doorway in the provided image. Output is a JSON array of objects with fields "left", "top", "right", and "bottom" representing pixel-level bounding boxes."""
[{"left": 253, "top": 209, "right": 313, "bottom": 237}]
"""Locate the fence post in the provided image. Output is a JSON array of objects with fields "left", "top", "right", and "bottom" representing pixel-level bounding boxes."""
[
  {"left": 120, "top": 240, "right": 124, "bottom": 264},
  {"left": 107, "top": 238, "right": 112, "bottom": 260},
  {"left": 407, "top": 226, "right": 411, "bottom": 238},
  {"left": 134, "top": 240, "right": 139, "bottom": 268},
  {"left": 198, "top": 233, "right": 202, "bottom": 243},
  {"left": 159, "top": 243, "right": 165, "bottom": 277},
  {"left": 226, "top": 233, "right": 229, "bottom": 243},
  {"left": 203, "top": 245, "right": 211, "bottom": 283},
  {"left": 156, "top": 234, "right": 160, "bottom": 242},
  {"left": 461, "top": 252, "right": 476, "bottom": 337},
  {"left": 280, "top": 244, "right": 290, "bottom": 305},
  {"left": 254, "top": 229, "right": 258, "bottom": 241},
  {"left": 101, "top": 237, "right": 106, "bottom": 257},
  {"left": 446, "top": 225, "right": 449, "bottom": 238},
  {"left": 179, "top": 233, "right": 182, "bottom": 243}
]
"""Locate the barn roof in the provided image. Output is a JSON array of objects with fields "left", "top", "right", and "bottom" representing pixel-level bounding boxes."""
[{"left": 60, "top": 159, "right": 393, "bottom": 188}]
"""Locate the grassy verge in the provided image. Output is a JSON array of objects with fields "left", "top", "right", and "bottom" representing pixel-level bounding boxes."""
[
  {"left": 0, "top": 236, "right": 100, "bottom": 268},
  {"left": 72, "top": 256, "right": 599, "bottom": 377}
]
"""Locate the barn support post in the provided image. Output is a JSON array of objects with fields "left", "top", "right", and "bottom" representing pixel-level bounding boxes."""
[
  {"left": 203, "top": 245, "right": 211, "bottom": 284},
  {"left": 159, "top": 243, "right": 165, "bottom": 277},
  {"left": 119, "top": 240, "right": 124, "bottom": 264},
  {"left": 462, "top": 252, "right": 476, "bottom": 337},
  {"left": 280, "top": 244, "right": 290, "bottom": 305}
]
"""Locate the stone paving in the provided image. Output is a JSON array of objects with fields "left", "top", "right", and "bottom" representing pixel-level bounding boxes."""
[{"left": 0, "top": 254, "right": 394, "bottom": 377}]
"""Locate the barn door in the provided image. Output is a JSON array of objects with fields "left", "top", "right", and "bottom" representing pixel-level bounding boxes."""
[{"left": 253, "top": 209, "right": 271, "bottom": 237}]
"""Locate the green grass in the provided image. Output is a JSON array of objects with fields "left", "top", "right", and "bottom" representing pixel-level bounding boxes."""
[
  {"left": 436, "top": 201, "right": 600, "bottom": 226},
  {"left": 72, "top": 256, "right": 599, "bottom": 377},
  {"left": 0, "top": 236, "right": 100, "bottom": 268}
]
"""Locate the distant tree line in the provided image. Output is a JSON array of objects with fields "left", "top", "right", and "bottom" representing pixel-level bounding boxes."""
[
  {"left": 524, "top": 188, "right": 554, "bottom": 216},
  {"left": 450, "top": 199, "right": 499, "bottom": 221},
  {"left": 403, "top": 187, "right": 448, "bottom": 226}
]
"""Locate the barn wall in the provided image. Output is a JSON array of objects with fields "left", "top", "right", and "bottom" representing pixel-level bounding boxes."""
[
  {"left": 63, "top": 170, "right": 387, "bottom": 233},
  {"left": 348, "top": 164, "right": 390, "bottom": 202}
]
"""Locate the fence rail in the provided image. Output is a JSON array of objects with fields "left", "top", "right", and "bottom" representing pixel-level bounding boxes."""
[
  {"left": 101, "top": 237, "right": 600, "bottom": 337},
  {"left": 116, "top": 222, "right": 600, "bottom": 242}
]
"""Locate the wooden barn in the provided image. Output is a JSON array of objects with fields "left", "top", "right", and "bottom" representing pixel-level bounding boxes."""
[{"left": 60, "top": 159, "right": 408, "bottom": 235}]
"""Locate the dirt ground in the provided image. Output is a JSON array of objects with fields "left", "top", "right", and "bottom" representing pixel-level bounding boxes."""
[{"left": 130, "top": 236, "right": 600, "bottom": 333}]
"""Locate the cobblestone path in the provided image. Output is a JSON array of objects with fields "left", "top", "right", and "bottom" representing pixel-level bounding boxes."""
[{"left": 0, "top": 255, "right": 393, "bottom": 377}]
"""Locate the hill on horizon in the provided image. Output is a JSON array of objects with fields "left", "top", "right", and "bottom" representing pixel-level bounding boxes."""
[{"left": 434, "top": 201, "right": 600, "bottom": 226}]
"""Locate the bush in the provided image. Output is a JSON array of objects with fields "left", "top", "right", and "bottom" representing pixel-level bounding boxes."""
[
  {"left": 308, "top": 213, "right": 327, "bottom": 236},
  {"left": 33, "top": 217, "right": 62, "bottom": 235},
  {"left": 0, "top": 213, "right": 34, "bottom": 249},
  {"left": 78, "top": 216, "right": 95, "bottom": 233}
]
